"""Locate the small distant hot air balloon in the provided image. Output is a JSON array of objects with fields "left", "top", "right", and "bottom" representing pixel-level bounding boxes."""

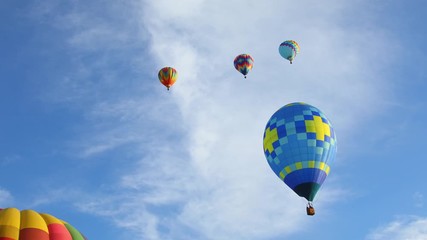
[
  {"left": 263, "top": 103, "right": 337, "bottom": 215},
  {"left": 233, "top": 54, "right": 254, "bottom": 78},
  {"left": 279, "top": 40, "right": 300, "bottom": 64},
  {"left": 0, "top": 207, "right": 87, "bottom": 239},
  {"left": 158, "top": 67, "right": 178, "bottom": 90}
]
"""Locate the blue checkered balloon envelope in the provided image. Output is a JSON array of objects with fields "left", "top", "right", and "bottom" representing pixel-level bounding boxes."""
[{"left": 263, "top": 102, "right": 337, "bottom": 201}]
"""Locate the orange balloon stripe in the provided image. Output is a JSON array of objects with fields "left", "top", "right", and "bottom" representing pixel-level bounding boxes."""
[
  {"left": 160, "top": 79, "right": 176, "bottom": 87},
  {"left": 19, "top": 228, "right": 49, "bottom": 240}
]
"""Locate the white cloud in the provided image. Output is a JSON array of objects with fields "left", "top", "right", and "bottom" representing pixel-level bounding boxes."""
[
  {"left": 0, "top": 188, "right": 13, "bottom": 207},
  {"left": 32, "top": 0, "right": 144, "bottom": 51},
  {"left": 0, "top": 155, "right": 21, "bottom": 166},
  {"left": 76, "top": 194, "right": 162, "bottom": 240},
  {"left": 366, "top": 216, "right": 427, "bottom": 240},
  {"left": 30, "top": 0, "right": 398, "bottom": 239},
  {"left": 131, "top": 0, "right": 396, "bottom": 238},
  {"left": 413, "top": 192, "right": 424, "bottom": 208}
]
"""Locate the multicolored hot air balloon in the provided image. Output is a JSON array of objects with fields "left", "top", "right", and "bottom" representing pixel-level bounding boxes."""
[
  {"left": 279, "top": 40, "right": 300, "bottom": 64},
  {"left": 158, "top": 67, "right": 178, "bottom": 90},
  {"left": 0, "top": 207, "right": 87, "bottom": 240},
  {"left": 263, "top": 103, "right": 337, "bottom": 215},
  {"left": 233, "top": 54, "right": 254, "bottom": 78}
]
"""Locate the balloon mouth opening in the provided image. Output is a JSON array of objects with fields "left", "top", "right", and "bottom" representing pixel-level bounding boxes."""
[{"left": 293, "top": 182, "right": 322, "bottom": 201}]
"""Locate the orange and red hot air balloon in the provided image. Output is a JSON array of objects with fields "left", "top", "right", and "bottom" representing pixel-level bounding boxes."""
[
  {"left": 0, "top": 207, "right": 87, "bottom": 240},
  {"left": 158, "top": 67, "right": 178, "bottom": 90}
]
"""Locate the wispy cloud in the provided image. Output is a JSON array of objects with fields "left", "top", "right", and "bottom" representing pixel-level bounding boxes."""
[
  {"left": 27, "top": 0, "right": 398, "bottom": 239},
  {"left": 0, "top": 187, "right": 13, "bottom": 207},
  {"left": 0, "top": 154, "right": 21, "bottom": 166},
  {"left": 366, "top": 216, "right": 427, "bottom": 240},
  {"left": 413, "top": 192, "right": 424, "bottom": 208}
]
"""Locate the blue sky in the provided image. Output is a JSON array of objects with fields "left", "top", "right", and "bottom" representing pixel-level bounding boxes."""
[{"left": 1, "top": 0, "right": 427, "bottom": 239}]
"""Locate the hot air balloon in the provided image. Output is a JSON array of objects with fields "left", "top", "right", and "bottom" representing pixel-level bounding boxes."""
[
  {"left": 0, "top": 207, "right": 87, "bottom": 240},
  {"left": 263, "top": 102, "right": 337, "bottom": 215},
  {"left": 233, "top": 54, "right": 254, "bottom": 78},
  {"left": 278, "top": 40, "right": 300, "bottom": 64},
  {"left": 158, "top": 67, "right": 178, "bottom": 90}
]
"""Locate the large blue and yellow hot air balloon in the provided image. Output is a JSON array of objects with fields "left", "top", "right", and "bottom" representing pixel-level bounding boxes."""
[
  {"left": 279, "top": 40, "right": 300, "bottom": 64},
  {"left": 263, "top": 103, "right": 337, "bottom": 215},
  {"left": 0, "top": 207, "right": 87, "bottom": 240},
  {"left": 233, "top": 54, "right": 254, "bottom": 78}
]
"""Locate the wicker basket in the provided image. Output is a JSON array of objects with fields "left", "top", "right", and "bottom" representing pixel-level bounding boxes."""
[{"left": 306, "top": 206, "right": 315, "bottom": 216}]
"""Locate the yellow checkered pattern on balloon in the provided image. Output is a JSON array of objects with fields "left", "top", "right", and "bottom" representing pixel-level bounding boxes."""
[{"left": 279, "top": 161, "right": 331, "bottom": 180}]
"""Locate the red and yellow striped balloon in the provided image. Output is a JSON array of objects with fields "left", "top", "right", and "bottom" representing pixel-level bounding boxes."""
[{"left": 0, "top": 208, "right": 87, "bottom": 240}]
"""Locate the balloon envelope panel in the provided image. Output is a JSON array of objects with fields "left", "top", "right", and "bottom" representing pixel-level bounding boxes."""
[
  {"left": 0, "top": 208, "right": 86, "bottom": 240},
  {"left": 263, "top": 103, "right": 337, "bottom": 201}
]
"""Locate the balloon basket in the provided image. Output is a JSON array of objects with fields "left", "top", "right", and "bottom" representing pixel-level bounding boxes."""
[{"left": 306, "top": 206, "right": 315, "bottom": 216}]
